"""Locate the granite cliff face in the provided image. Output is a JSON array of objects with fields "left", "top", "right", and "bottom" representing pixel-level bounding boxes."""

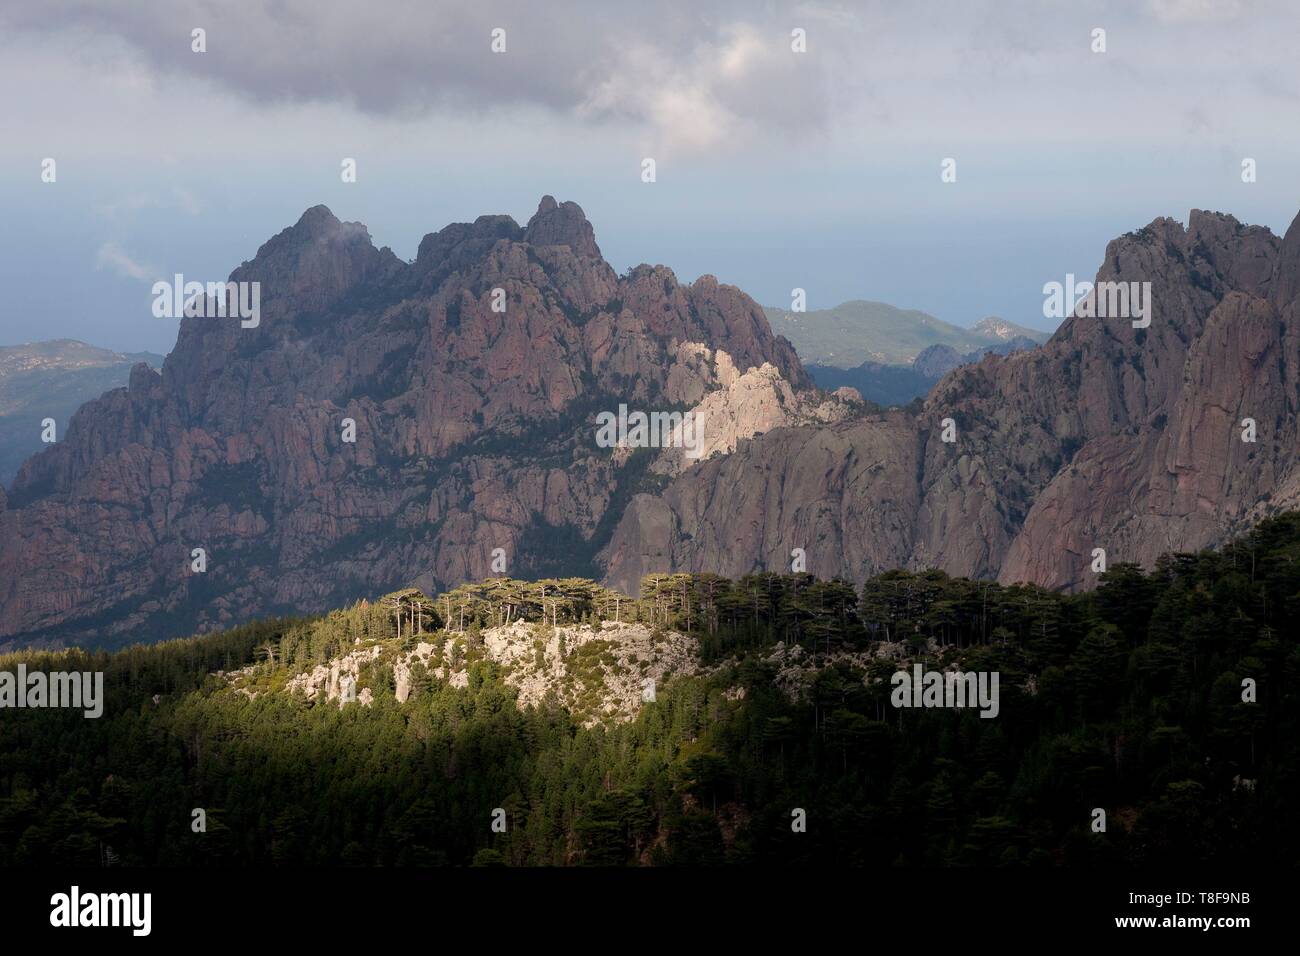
[
  {"left": 604, "top": 209, "right": 1300, "bottom": 593},
  {"left": 0, "top": 197, "right": 805, "bottom": 648},
  {"left": 4, "top": 202, "right": 1298, "bottom": 649}
]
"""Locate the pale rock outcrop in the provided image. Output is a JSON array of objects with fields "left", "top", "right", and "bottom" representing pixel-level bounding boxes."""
[
  {"left": 651, "top": 351, "right": 859, "bottom": 477},
  {"left": 284, "top": 644, "right": 383, "bottom": 708},
  {"left": 243, "top": 621, "right": 698, "bottom": 727}
]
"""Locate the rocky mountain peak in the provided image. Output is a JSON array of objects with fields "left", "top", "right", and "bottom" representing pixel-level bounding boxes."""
[
  {"left": 296, "top": 203, "right": 343, "bottom": 233},
  {"left": 244, "top": 205, "right": 379, "bottom": 275},
  {"left": 523, "top": 195, "right": 601, "bottom": 259},
  {"left": 414, "top": 214, "right": 522, "bottom": 273},
  {"left": 0, "top": 197, "right": 807, "bottom": 649}
]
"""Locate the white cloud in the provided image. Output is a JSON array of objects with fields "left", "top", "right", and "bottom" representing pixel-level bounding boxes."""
[
  {"left": 94, "top": 241, "right": 153, "bottom": 281},
  {"left": 576, "top": 22, "right": 828, "bottom": 154}
]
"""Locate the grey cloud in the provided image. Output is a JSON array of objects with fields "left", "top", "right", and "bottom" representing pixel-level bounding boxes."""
[
  {"left": 4, "top": 0, "right": 1295, "bottom": 155},
  {"left": 4, "top": 0, "right": 848, "bottom": 146}
]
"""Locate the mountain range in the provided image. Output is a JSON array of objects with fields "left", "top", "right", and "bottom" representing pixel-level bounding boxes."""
[
  {"left": 765, "top": 300, "right": 1049, "bottom": 368},
  {"left": 606, "top": 208, "right": 1300, "bottom": 594},
  {"left": 2, "top": 198, "right": 1298, "bottom": 650},
  {"left": 808, "top": 338, "right": 1041, "bottom": 407}
]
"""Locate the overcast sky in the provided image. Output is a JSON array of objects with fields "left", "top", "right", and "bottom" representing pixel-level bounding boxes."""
[{"left": 2, "top": 0, "right": 1298, "bottom": 353}]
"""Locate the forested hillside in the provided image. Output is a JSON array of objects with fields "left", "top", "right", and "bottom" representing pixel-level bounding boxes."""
[{"left": 2, "top": 515, "right": 1297, "bottom": 867}]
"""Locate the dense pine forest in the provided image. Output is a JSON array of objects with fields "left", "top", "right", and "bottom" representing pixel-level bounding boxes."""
[{"left": 1, "top": 514, "right": 1298, "bottom": 867}]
